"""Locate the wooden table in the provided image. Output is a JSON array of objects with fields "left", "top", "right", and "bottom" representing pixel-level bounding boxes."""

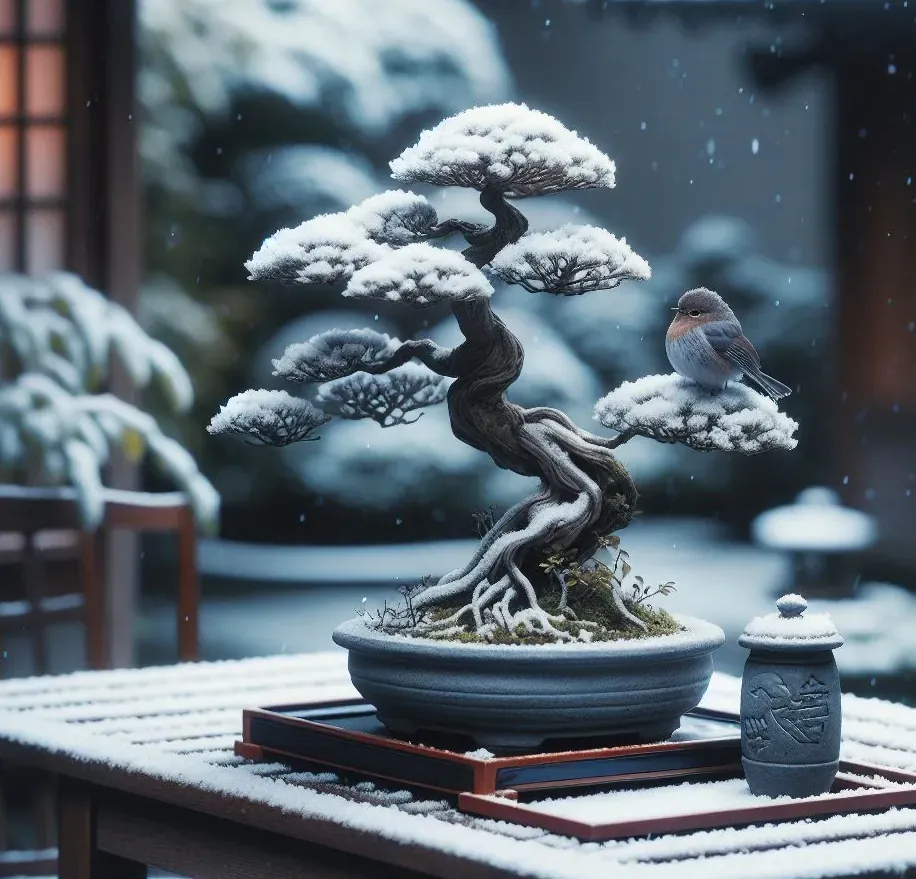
[{"left": 2, "top": 654, "right": 916, "bottom": 879}]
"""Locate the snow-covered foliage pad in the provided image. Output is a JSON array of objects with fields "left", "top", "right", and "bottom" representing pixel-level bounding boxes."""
[
  {"left": 244, "top": 213, "right": 387, "bottom": 284},
  {"left": 489, "top": 225, "right": 651, "bottom": 296},
  {"left": 594, "top": 373, "right": 798, "bottom": 454},
  {"left": 348, "top": 190, "right": 439, "bottom": 246},
  {"left": 272, "top": 329, "right": 398, "bottom": 383},
  {"left": 316, "top": 363, "right": 449, "bottom": 427},
  {"left": 208, "top": 389, "right": 330, "bottom": 445},
  {"left": 390, "top": 103, "right": 617, "bottom": 197},
  {"left": 343, "top": 243, "right": 493, "bottom": 306}
]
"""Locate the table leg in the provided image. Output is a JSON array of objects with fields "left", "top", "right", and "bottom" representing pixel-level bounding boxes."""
[{"left": 58, "top": 779, "right": 146, "bottom": 879}]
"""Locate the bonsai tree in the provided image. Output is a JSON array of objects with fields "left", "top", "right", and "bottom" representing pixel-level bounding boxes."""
[
  {"left": 0, "top": 273, "right": 219, "bottom": 531},
  {"left": 209, "top": 103, "right": 797, "bottom": 643}
]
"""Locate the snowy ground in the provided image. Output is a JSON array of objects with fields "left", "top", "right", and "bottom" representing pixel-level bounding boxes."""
[{"left": 3, "top": 518, "right": 915, "bottom": 700}]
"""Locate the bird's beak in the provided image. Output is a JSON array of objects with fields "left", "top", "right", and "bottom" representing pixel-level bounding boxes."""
[{"left": 670, "top": 307, "right": 680, "bottom": 312}]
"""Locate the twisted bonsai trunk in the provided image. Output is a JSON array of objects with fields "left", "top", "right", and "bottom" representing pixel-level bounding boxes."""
[{"left": 410, "top": 187, "right": 641, "bottom": 638}]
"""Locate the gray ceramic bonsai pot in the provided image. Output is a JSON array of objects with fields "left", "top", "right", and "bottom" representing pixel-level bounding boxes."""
[{"left": 332, "top": 614, "right": 725, "bottom": 749}]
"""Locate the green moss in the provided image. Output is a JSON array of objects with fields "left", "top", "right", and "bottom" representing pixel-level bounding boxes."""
[{"left": 411, "top": 580, "right": 681, "bottom": 645}]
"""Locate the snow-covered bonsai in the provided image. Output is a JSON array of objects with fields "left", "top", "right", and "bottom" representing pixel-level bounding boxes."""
[
  {"left": 0, "top": 273, "right": 219, "bottom": 531},
  {"left": 210, "top": 103, "right": 797, "bottom": 644}
]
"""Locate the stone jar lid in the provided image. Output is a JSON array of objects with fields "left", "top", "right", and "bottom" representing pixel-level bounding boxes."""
[{"left": 737, "top": 594, "right": 844, "bottom": 652}]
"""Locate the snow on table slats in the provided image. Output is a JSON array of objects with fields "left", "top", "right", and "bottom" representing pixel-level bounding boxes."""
[
  {"left": 156, "top": 734, "right": 242, "bottom": 753},
  {"left": 121, "top": 714, "right": 243, "bottom": 744},
  {"left": 603, "top": 807, "right": 916, "bottom": 864},
  {"left": 842, "top": 741, "right": 916, "bottom": 773},
  {"left": 16, "top": 683, "right": 358, "bottom": 723},
  {"left": 0, "top": 708, "right": 601, "bottom": 879},
  {"left": 0, "top": 650, "right": 347, "bottom": 698},
  {"left": 82, "top": 706, "right": 244, "bottom": 736},
  {"left": 841, "top": 717, "right": 916, "bottom": 753},
  {"left": 0, "top": 655, "right": 350, "bottom": 709},
  {"left": 527, "top": 777, "right": 886, "bottom": 823},
  {"left": 3, "top": 660, "right": 916, "bottom": 878}
]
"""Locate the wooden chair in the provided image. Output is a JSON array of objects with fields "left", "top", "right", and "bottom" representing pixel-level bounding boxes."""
[
  {"left": 0, "top": 485, "right": 201, "bottom": 877},
  {"left": 0, "top": 485, "right": 200, "bottom": 672}
]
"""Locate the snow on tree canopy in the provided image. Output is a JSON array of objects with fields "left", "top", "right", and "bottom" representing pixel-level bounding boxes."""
[
  {"left": 389, "top": 103, "right": 617, "bottom": 197},
  {"left": 272, "top": 329, "right": 398, "bottom": 383},
  {"left": 594, "top": 373, "right": 798, "bottom": 455},
  {"left": 244, "top": 213, "right": 386, "bottom": 285},
  {"left": 207, "top": 389, "right": 330, "bottom": 446},
  {"left": 343, "top": 242, "right": 493, "bottom": 306},
  {"left": 489, "top": 225, "right": 651, "bottom": 296},
  {"left": 316, "top": 363, "right": 449, "bottom": 428},
  {"left": 347, "top": 190, "right": 439, "bottom": 246}
]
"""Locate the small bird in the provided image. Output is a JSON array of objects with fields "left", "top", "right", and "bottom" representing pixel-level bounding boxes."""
[{"left": 666, "top": 288, "right": 792, "bottom": 400}]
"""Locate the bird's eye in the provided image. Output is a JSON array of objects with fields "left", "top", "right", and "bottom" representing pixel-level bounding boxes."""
[{"left": 688, "top": 309, "right": 702, "bottom": 317}]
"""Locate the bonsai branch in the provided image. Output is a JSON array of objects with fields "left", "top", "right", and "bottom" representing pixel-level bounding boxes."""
[{"left": 356, "top": 339, "right": 458, "bottom": 378}]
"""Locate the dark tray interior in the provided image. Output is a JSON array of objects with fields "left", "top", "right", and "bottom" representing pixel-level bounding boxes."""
[{"left": 239, "top": 699, "right": 744, "bottom": 796}]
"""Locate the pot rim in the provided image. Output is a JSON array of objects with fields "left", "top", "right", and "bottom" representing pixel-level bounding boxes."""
[{"left": 332, "top": 613, "right": 724, "bottom": 662}]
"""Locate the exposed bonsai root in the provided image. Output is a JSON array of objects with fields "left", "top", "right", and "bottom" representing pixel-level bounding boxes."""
[
  {"left": 609, "top": 581, "right": 649, "bottom": 632},
  {"left": 436, "top": 484, "right": 553, "bottom": 588},
  {"left": 384, "top": 413, "right": 645, "bottom": 643}
]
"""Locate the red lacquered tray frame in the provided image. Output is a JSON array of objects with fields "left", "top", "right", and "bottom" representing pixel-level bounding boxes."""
[
  {"left": 458, "top": 760, "right": 916, "bottom": 841},
  {"left": 236, "top": 698, "right": 743, "bottom": 796}
]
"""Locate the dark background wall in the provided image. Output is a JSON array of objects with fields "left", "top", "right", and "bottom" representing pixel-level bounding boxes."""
[{"left": 476, "top": 1, "right": 831, "bottom": 269}]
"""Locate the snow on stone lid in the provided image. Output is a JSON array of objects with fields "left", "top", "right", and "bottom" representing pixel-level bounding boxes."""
[
  {"left": 738, "top": 594, "right": 844, "bottom": 651},
  {"left": 752, "top": 487, "right": 878, "bottom": 552}
]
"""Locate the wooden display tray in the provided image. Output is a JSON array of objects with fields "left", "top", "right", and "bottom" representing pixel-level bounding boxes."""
[
  {"left": 459, "top": 761, "right": 916, "bottom": 841},
  {"left": 236, "top": 698, "right": 744, "bottom": 796}
]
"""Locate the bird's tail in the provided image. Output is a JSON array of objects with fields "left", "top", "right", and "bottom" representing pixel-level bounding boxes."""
[{"left": 745, "top": 366, "right": 792, "bottom": 401}]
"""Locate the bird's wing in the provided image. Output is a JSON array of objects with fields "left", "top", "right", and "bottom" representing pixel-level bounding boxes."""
[{"left": 702, "top": 322, "right": 762, "bottom": 372}]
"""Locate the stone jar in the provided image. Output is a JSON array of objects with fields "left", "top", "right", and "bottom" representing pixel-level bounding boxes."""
[{"left": 738, "top": 594, "right": 844, "bottom": 798}]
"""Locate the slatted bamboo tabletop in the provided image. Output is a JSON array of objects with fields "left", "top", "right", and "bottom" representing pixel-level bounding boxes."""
[{"left": 2, "top": 653, "right": 916, "bottom": 879}]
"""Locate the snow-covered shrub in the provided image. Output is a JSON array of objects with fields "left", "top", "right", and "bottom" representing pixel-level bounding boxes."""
[
  {"left": 0, "top": 273, "right": 219, "bottom": 531},
  {"left": 211, "top": 103, "right": 798, "bottom": 643}
]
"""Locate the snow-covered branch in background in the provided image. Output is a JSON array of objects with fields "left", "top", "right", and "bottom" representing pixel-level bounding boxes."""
[
  {"left": 207, "top": 389, "right": 330, "bottom": 446},
  {"left": 140, "top": 0, "right": 511, "bottom": 195},
  {"left": 316, "top": 363, "right": 449, "bottom": 428},
  {"left": 0, "top": 274, "right": 193, "bottom": 409},
  {"left": 390, "top": 103, "right": 616, "bottom": 197},
  {"left": 490, "top": 225, "right": 651, "bottom": 296},
  {"left": 244, "top": 213, "right": 388, "bottom": 284},
  {"left": 0, "top": 374, "right": 219, "bottom": 530},
  {"left": 343, "top": 244, "right": 494, "bottom": 306},
  {"left": 594, "top": 374, "right": 798, "bottom": 455},
  {"left": 0, "top": 273, "right": 218, "bottom": 531}
]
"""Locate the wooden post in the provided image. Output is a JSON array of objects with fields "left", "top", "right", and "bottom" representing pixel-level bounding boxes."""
[
  {"left": 66, "top": 0, "right": 142, "bottom": 667},
  {"left": 58, "top": 779, "right": 147, "bottom": 879},
  {"left": 21, "top": 532, "right": 48, "bottom": 674},
  {"left": 748, "top": 15, "right": 916, "bottom": 577},
  {"left": 79, "top": 530, "right": 107, "bottom": 670},
  {"left": 833, "top": 57, "right": 916, "bottom": 517},
  {"left": 177, "top": 505, "right": 200, "bottom": 662}
]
